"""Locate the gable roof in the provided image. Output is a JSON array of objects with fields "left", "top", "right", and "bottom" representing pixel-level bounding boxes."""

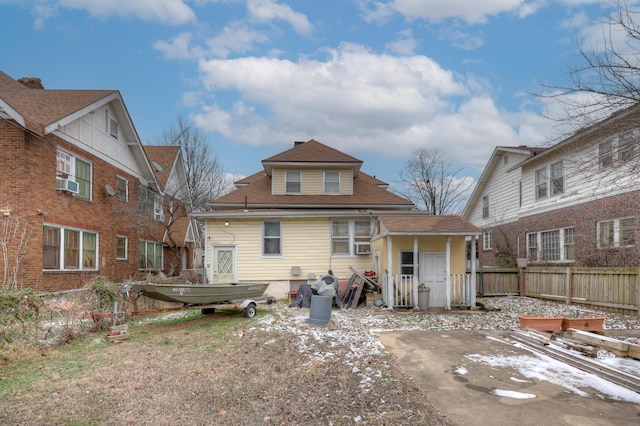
[
  {"left": 0, "top": 70, "right": 158, "bottom": 189},
  {"left": 462, "top": 145, "right": 545, "bottom": 218},
  {"left": 374, "top": 213, "right": 480, "bottom": 238},
  {"left": 262, "top": 139, "right": 363, "bottom": 176},
  {"left": 0, "top": 71, "right": 115, "bottom": 136},
  {"left": 144, "top": 145, "right": 181, "bottom": 190}
]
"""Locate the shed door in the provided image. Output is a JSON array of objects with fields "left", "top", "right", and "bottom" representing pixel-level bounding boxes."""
[
  {"left": 421, "top": 253, "right": 446, "bottom": 308},
  {"left": 213, "top": 246, "right": 236, "bottom": 283}
]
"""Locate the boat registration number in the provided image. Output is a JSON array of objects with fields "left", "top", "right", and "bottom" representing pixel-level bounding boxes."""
[{"left": 172, "top": 287, "right": 192, "bottom": 293}]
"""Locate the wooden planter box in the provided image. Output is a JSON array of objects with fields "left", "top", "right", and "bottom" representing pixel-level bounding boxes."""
[
  {"left": 562, "top": 316, "right": 605, "bottom": 333},
  {"left": 518, "top": 315, "right": 564, "bottom": 333}
]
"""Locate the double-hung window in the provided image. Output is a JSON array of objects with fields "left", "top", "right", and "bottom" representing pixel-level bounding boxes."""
[
  {"left": 43, "top": 225, "right": 98, "bottom": 270},
  {"left": 535, "top": 161, "right": 564, "bottom": 199},
  {"left": 138, "top": 240, "right": 163, "bottom": 270},
  {"left": 400, "top": 251, "right": 415, "bottom": 275},
  {"left": 527, "top": 227, "right": 575, "bottom": 262},
  {"left": 483, "top": 231, "right": 492, "bottom": 250},
  {"left": 598, "top": 217, "right": 635, "bottom": 248},
  {"left": 599, "top": 140, "right": 613, "bottom": 169},
  {"left": 482, "top": 196, "right": 489, "bottom": 219},
  {"left": 116, "top": 236, "right": 128, "bottom": 260},
  {"left": 139, "top": 187, "right": 164, "bottom": 221},
  {"left": 263, "top": 221, "right": 281, "bottom": 256},
  {"left": 599, "top": 131, "right": 636, "bottom": 168},
  {"left": 324, "top": 171, "right": 340, "bottom": 194},
  {"left": 285, "top": 171, "right": 301, "bottom": 193},
  {"left": 331, "top": 219, "right": 371, "bottom": 255},
  {"left": 116, "top": 177, "right": 128, "bottom": 202},
  {"left": 56, "top": 148, "right": 92, "bottom": 200}
]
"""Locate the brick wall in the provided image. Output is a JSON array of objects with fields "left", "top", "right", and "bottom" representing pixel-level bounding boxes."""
[
  {"left": 1, "top": 123, "right": 164, "bottom": 292},
  {"left": 480, "top": 191, "right": 640, "bottom": 267}
]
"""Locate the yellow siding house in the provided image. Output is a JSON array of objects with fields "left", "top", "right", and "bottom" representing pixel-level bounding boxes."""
[{"left": 194, "top": 140, "right": 481, "bottom": 309}]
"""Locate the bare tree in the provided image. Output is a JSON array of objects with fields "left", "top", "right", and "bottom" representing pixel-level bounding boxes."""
[
  {"left": 399, "top": 148, "right": 474, "bottom": 215},
  {"left": 160, "top": 116, "right": 232, "bottom": 212}
]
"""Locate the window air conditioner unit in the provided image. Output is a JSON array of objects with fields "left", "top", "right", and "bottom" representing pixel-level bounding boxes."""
[
  {"left": 355, "top": 242, "right": 372, "bottom": 255},
  {"left": 56, "top": 178, "right": 79, "bottom": 194}
]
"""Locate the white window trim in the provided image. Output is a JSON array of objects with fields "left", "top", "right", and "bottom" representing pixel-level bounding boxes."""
[
  {"left": 324, "top": 171, "right": 340, "bottom": 194},
  {"left": 56, "top": 148, "right": 92, "bottom": 201},
  {"left": 43, "top": 224, "right": 99, "bottom": 271},
  {"left": 262, "top": 220, "right": 282, "bottom": 257},
  {"left": 139, "top": 239, "right": 163, "bottom": 270},
  {"left": 285, "top": 171, "right": 301, "bottom": 194},
  {"left": 597, "top": 217, "right": 635, "bottom": 248},
  {"left": 331, "top": 219, "right": 371, "bottom": 256},
  {"left": 116, "top": 235, "right": 128, "bottom": 260},
  {"left": 116, "top": 176, "right": 129, "bottom": 202},
  {"left": 526, "top": 227, "right": 575, "bottom": 262},
  {"left": 535, "top": 160, "right": 564, "bottom": 200},
  {"left": 483, "top": 231, "right": 492, "bottom": 250},
  {"left": 482, "top": 196, "right": 489, "bottom": 219},
  {"left": 599, "top": 130, "right": 636, "bottom": 169}
]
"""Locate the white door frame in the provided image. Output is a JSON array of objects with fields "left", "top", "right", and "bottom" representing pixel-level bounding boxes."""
[{"left": 211, "top": 245, "right": 237, "bottom": 283}]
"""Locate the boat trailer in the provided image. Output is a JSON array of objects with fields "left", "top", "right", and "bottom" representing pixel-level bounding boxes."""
[{"left": 90, "top": 295, "right": 277, "bottom": 322}]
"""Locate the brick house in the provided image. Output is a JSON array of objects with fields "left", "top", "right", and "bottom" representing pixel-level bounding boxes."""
[
  {"left": 464, "top": 104, "right": 640, "bottom": 267},
  {"left": 0, "top": 71, "right": 185, "bottom": 292}
]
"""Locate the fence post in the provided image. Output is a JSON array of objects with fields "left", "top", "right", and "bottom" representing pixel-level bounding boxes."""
[
  {"left": 565, "top": 267, "right": 572, "bottom": 305},
  {"left": 636, "top": 267, "right": 640, "bottom": 317},
  {"left": 519, "top": 267, "right": 526, "bottom": 296}
]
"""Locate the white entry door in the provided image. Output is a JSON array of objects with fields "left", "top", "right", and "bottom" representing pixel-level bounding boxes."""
[
  {"left": 213, "top": 246, "right": 236, "bottom": 283},
  {"left": 420, "top": 252, "right": 446, "bottom": 308}
]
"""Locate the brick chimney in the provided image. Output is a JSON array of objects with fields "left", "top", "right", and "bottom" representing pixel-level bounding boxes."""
[{"left": 18, "top": 77, "right": 44, "bottom": 89}]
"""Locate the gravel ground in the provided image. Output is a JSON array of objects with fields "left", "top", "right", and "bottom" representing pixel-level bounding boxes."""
[{"left": 1, "top": 296, "right": 639, "bottom": 425}]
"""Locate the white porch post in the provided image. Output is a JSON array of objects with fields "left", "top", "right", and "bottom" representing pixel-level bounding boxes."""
[
  {"left": 387, "top": 235, "right": 394, "bottom": 310},
  {"left": 471, "top": 234, "right": 477, "bottom": 308},
  {"left": 413, "top": 235, "right": 419, "bottom": 310},
  {"left": 445, "top": 236, "right": 451, "bottom": 310}
]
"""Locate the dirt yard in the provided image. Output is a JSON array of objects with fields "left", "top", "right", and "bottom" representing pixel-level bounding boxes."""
[
  {"left": 0, "top": 305, "right": 451, "bottom": 426},
  {"left": 1, "top": 296, "right": 639, "bottom": 425}
]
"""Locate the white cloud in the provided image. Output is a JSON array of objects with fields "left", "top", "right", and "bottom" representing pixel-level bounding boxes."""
[
  {"left": 205, "top": 21, "right": 269, "bottom": 58},
  {"left": 190, "top": 43, "right": 549, "bottom": 171},
  {"left": 385, "top": 28, "right": 419, "bottom": 55},
  {"left": 60, "top": 0, "right": 196, "bottom": 25},
  {"left": 247, "top": 0, "right": 313, "bottom": 35},
  {"left": 362, "top": 0, "right": 533, "bottom": 24}
]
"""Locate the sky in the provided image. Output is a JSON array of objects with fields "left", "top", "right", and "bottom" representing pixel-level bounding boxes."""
[{"left": 0, "top": 0, "right": 628, "bottom": 192}]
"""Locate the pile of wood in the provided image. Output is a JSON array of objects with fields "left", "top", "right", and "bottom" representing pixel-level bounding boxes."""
[
  {"left": 106, "top": 324, "right": 130, "bottom": 343},
  {"left": 341, "top": 267, "right": 379, "bottom": 309}
]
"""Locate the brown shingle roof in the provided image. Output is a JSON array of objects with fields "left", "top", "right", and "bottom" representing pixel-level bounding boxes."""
[
  {"left": 0, "top": 71, "right": 114, "bottom": 135},
  {"left": 211, "top": 171, "right": 414, "bottom": 209},
  {"left": 144, "top": 145, "right": 180, "bottom": 190},
  {"left": 263, "top": 139, "right": 363, "bottom": 165},
  {"left": 378, "top": 214, "right": 480, "bottom": 234}
]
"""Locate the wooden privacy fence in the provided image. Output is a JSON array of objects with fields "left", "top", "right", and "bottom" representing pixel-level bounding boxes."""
[{"left": 476, "top": 267, "right": 640, "bottom": 316}]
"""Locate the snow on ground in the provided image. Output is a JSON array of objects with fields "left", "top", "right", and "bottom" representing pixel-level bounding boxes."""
[
  {"left": 254, "top": 296, "right": 640, "bottom": 402},
  {"left": 141, "top": 296, "right": 640, "bottom": 402}
]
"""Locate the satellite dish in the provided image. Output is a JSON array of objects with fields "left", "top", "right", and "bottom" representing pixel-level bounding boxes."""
[
  {"left": 152, "top": 161, "right": 164, "bottom": 172},
  {"left": 105, "top": 184, "right": 116, "bottom": 197}
]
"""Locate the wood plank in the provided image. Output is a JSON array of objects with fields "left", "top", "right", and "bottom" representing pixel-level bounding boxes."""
[{"left": 568, "top": 329, "right": 629, "bottom": 352}]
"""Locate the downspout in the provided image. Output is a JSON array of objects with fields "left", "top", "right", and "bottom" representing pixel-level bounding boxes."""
[
  {"left": 471, "top": 235, "right": 477, "bottom": 308},
  {"left": 413, "top": 235, "right": 419, "bottom": 310},
  {"left": 445, "top": 236, "right": 451, "bottom": 310}
]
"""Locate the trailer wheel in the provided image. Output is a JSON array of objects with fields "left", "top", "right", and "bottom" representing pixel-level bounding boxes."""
[
  {"left": 243, "top": 303, "right": 257, "bottom": 318},
  {"left": 201, "top": 307, "right": 216, "bottom": 315}
]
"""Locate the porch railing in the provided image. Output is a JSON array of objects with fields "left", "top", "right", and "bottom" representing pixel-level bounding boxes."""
[
  {"left": 382, "top": 274, "right": 416, "bottom": 308},
  {"left": 382, "top": 273, "right": 474, "bottom": 309}
]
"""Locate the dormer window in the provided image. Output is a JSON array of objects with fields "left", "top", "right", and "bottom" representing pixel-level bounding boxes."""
[
  {"left": 285, "top": 171, "right": 301, "bottom": 193},
  {"left": 324, "top": 171, "right": 340, "bottom": 194}
]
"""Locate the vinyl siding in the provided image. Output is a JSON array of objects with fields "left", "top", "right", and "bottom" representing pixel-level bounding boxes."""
[
  {"left": 271, "top": 168, "right": 354, "bottom": 195},
  {"left": 206, "top": 217, "right": 373, "bottom": 282}
]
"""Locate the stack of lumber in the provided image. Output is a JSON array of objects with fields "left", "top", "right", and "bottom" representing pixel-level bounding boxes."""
[{"left": 106, "top": 324, "right": 130, "bottom": 343}]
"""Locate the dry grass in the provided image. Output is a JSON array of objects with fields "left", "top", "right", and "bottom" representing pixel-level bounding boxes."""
[{"left": 0, "top": 307, "right": 450, "bottom": 426}]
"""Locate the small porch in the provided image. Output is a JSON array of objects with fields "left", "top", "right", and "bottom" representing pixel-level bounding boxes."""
[
  {"left": 381, "top": 272, "right": 475, "bottom": 309},
  {"left": 372, "top": 214, "right": 481, "bottom": 310}
]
